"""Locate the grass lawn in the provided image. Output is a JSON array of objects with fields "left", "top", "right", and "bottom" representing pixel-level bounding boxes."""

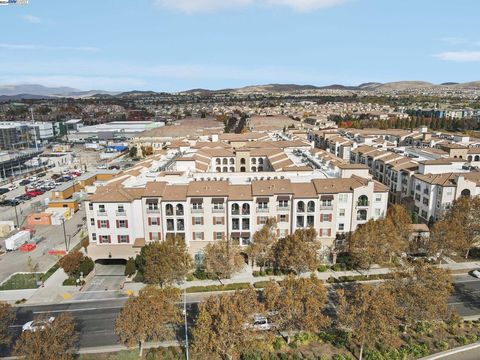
[{"left": 0, "top": 273, "right": 40, "bottom": 290}]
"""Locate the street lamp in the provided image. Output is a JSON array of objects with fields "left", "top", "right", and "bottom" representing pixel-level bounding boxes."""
[{"left": 177, "top": 279, "right": 189, "bottom": 360}]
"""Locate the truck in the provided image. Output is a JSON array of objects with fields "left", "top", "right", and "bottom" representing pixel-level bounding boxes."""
[{"left": 4, "top": 231, "right": 31, "bottom": 251}]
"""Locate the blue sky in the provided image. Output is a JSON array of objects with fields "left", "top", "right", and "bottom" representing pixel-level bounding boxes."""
[{"left": 0, "top": 0, "right": 479, "bottom": 91}]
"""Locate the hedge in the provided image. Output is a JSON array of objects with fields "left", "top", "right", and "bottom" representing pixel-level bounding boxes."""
[{"left": 186, "top": 282, "right": 251, "bottom": 293}]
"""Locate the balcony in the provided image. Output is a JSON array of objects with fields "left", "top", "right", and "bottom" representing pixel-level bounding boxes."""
[
  {"left": 147, "top": 208, "right": 161, "bottom": 214},
  {"left": 191, "top": 208, "right": 204, "bottom": 214},
  {"left": 212, "top": 207, "right": 224, "bottom": 213},
  {"left": 256, "top": 207, "right": 269, "bottom": 213},
  {"left": 356, "top": 201, "right": 369, "bottom": 207},
  {"left": 277, "top": 206, "right": 290, "bottom": 211},
  {"left": 97, "top": 211, "right": 108, "bottom": 216},
  {"left": 116, "top": 211, "right": 126, "bottom": 216}
]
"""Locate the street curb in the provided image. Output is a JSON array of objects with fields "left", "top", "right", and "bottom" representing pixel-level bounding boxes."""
[{"left": 420, "top": 341, "right": 480, "bottom": 359}]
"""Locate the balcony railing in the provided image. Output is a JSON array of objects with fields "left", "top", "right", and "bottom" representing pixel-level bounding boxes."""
[
  {"left": 277, "top": 206, "right": 290, "bottom": 211},
  {"left": 212, "top": 208, "right": 224, "bottom": 213},
  {"left": 257, "top": 207, "right": 269, "bottom": 213},
  {"left": 356, "top": 201, "right": 369, "bottom": 207},
  {"left": 97, "top": 211, "right": 107, "bottom": 216},
  {"left": 116, "top": 211, "right": 126, "bottom": 216},
  {"left": 147, "top": 208, "right": 161, "bottom": 214},
  {"left": 191, "top": 208, "right": 204, "bottom": 214}
]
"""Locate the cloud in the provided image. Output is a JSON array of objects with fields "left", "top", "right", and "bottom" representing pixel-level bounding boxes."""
[
  {"left": 439, "top": 37, "right": 468, "bottom": 45},
  {"left": 22, "top": 15, "right": 42, "bottom": 24},
  {"left": 434, "top": 51, "right": 480, "bottom": 62},
  {"left": 154, "top": 0, "right": 349, "bottom": 13},
  {"left": 0, "top": 43, "right": 100, "bottom": 52}
]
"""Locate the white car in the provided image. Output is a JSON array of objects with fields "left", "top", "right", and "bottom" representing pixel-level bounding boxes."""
[
  {"left": 22, "top": 317, "right": 55, "bottom": 332},
  {"left": 243, "top": 314, "right": 273, "bottom": 331},
  {"left": 470, "top": 269, "right": 480, "bottom": 279},
  {"left": 6, "top": 184, "right": 18, "bottom": 191}
]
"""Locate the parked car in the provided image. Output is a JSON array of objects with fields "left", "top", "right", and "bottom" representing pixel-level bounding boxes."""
[
  {"left": 22, "top": 317, "right": 55, "bottom": 332},
  {"left": 19, "top": 179, "right": 31, "bottom": 186},
  {"left": 6, "top": 184, "right": 18, "bottom": 191},
  {"left": 0, "top": 188, "right": 9, "bottom": 195},
  {"left": 470, "top": 269, "right": 480, "bottom": 279},
  {"left": 51, "top": 174, "right": 61, "bottom": 180},
  {"left": 37, "top": 172, "right": 46, "bottom": 178},
  {"left": 16, "top": 194, "right": 32, "bottom": 201},
  {"left": 25, "top": 190, "right": 43, "bottom": 197},
  {"left": 244, "top": 314, "right": 273, "bottom": 331},
  {"left": 28, "top": 176, "right": 37, "bottom": 182}
]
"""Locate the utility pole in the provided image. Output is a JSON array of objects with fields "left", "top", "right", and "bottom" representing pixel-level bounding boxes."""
[
  {"left": 13, "top": 203, "right": 19, "bottom": 228},
  {"left": 184, "top": 285, "right": 189, "bottom": 360},
  {"left": 62, "top": 217, "right": 68, "bottom": 252}
]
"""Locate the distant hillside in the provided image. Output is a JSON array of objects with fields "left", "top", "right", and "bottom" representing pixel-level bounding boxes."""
[
  {"left": 233, "top": 84, "right": 321, "bottom": 93},
  {"left": 0, "top": 84, "right": 80, "bottom": 97}
]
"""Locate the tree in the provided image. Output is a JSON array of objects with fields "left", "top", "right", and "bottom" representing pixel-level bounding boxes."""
[
  {"left": 348, "top": 220, "right": 388, "bottom": 269},
  {"left": 203, "top": 239, "right": 245, "bottom": 279},
  {"left": 129, "top": 146, "right": 138, "bottom": 158},
  {"left": 125, "top": 257, "right": 136, "bottom": 277},
  {"left": 0, "top": 302, "right": 15, "bottom": 347},
  {"left": 429, "top": 218, "right": 458, "bottom": 257},
  {"left": 271, "top": 229, "right": 319, "bottom": 274},
  {"left": 336, "top": 284, "right": 401, "bottom": 360},
  {"left": 386, "top": 204, "right": 412, "bottom": 246},
  {"left": 246, "top": 218, "right": 277, "bottom": 270},
  {"left": 58, "top": 251, "right": 84, "bottom": 277},
  {"left": 138, "top": 236, "right": 193, "bottom": 287},
  {"left": 263, "top": 275, "right": 330, "bottom": 332},
  {"left": 115, "top": 286, "right": 181, "bottom": 357},
  {"left": 386, "top": 263, "right": 453, "bottom": 330},
  {"left": 192, "top": 287, "right": 270, "bottom": 360},
  {"left": 14, "top": 313, "right": 78, "bottom": 360}
]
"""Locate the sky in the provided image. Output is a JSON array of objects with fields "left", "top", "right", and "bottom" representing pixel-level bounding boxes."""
[{"left": 0, "top": 0, "right": 479, "bottom": 92}]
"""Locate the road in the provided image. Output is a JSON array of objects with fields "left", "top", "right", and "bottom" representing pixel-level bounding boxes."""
[{"left": 1, "top": 275, "right": 479, "bottom": 356}]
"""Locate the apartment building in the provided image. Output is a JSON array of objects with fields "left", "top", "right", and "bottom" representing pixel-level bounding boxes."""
[{"left": 85, "top": 176, "right": 388, "bottom": 263}]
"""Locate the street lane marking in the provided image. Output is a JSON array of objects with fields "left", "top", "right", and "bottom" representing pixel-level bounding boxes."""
[{"left": 33, "top": 306, "right": 123, "bottom": 314}]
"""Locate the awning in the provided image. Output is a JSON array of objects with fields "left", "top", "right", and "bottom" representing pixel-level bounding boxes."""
[
  {"left": 256, "top": 197, "right": 269, "bottom": 203},
  {"left": 212, "top": 198, "right": 225, "bottom": 204},
  {"left": 277, "top": 195, "right": 290, "bottom": 201},
  {"left": 230, "top": 232, "right": 240, "bottom": 237},
  {"left": 190, "top": 198, "right": 203, "bottom": 204},
  {"left": 321, "top": 195, "right": 334, "bottom": 201},
  {"left": 145, "top": 198, "right": 158, "bottom": 204},
  {"left": 240, "top": 232, "right": 250, "bottom": 237}
]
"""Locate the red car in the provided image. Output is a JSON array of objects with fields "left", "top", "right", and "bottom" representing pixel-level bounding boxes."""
[{"left": 25, "top": 190, "right": 44, "bottom": 197}]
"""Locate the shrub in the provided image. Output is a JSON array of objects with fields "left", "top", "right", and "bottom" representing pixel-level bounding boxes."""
[
  {"left": 62, "top": 277, "right": 85, "bottom": 286},
  {"left": 185, "top": 274, "right": 194, "bottom": 282},
  {"left": 435, "top": 340, "right": 449, "bottom": 351},
  {"left": 272, "top": 337, "right": 284, "bottom": 351},
  {"left": 79, "top": 257, "right": 94, "bottom": 277},
  {"left": 253, "top": 281, "right": 271, "bottom": 289},
  {"left": 468, "top": 334, "right": 478, "bottom": 343},
  {"left": 186, "top": 282, "right": 251, "bottom": 293},
  {"left": 456, "top": 335, "right": 468, "bottom": 345},
  {"left": 125, "top": 257, "right": 136, "bottom": 277},
  {"left": 265, "top": 268, "right": 274, "bottom": 276},
  {"left": 133, "top": 272, "right": 144, "bottom": 283},
  {"left": 252, "top": 271, "right": 260, "bottom": 277},
  {"left": 317, "top": 264, "right": 328, "bottom": 272},
  {"left": 331, "top": 264, "right": 342, "bottom": 271}
]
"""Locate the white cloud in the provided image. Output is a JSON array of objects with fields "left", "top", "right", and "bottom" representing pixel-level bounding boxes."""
[
  {"left": 434, "top": 51, "right": 480, "bottom": 62},
  {"left": 0, "top": 43, "right": 99, "bottom": 52},
  {"left": 154, "top": 0, "right": 349, "bottom": 13},
  {"left": 22, "top": 15, "right": 42, "bottom": 24}
]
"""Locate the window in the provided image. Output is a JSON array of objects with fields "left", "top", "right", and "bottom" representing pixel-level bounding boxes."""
[
  {"left": 117, "top": 220, "right": 128, "bottom": 228},
  {"left": 216, "top": 158, "right": 221, "bottom": 165},
  {"left": 192, "top": 202, "right": 203, "bottom": 211},
  {"left": 277, "top": 215, "right": 286, "bottom": 223},
  {"left": 338, "top": 223, "right": 345, "bottom": 231},
  {"left": 166, "top": 219, "right": 174, "bottom": 231},
  {"left": 258, "top": 202, "right": 268, "bottom": 210},
  {"left": 307, "top": 201, "right": 315, "bottom": 212},
  {"left": 214, "top": 217, "right": 223, "bottom": 225},
  {"left": 117, "top": 205, "right": 125, "bottom": 213},
  {"left": 241, "top": 237, "right": 250, "bottom": 246},
  {"left": 321, "top": 199, "right": 332, "bottom": 207},
  {"left": 297, "top": 201, "right": 305, "bottom": 213},
  {"left": 177, "top": 219, "right": 185, "bottom": 231},
  {"left": 421, "top": 210, "right": 428, "bottom": 218},
  {"left": 88, "top": 203, "right": 93, "bottom": 210},
  {"left": 375, "top": 194, "right": 382, "bottom": 203},
  {"left": 223, "top": 158, "right": 228, "bottom": 165},
  {"left": 374, "top": 208, "right": 381, "bottom": 217},
  {"left": 232, "top": 218, "right": 240, "bottom": 230},
  {"left": 415, "top": 193, "right": 421, "bottom": 201},
  {"left": 99, "top": 220, "right": 109, "bottom": 228},
  {"left": 422, "top": 198, "right": 429, "bottom": 206},
  {"left": 176, "top": 204, "right": 184, "bottom": 215},
  {"left": 215, "top": 232, "right": 223, "bottom": 241},
  {"left": 213, "top": 202, "right": 224, "bottom": 211},
  {"left": 193, "top": 232, "right": 203, "bottom": 241},
  {"left": 306, "top": 216, "right": 314, "bottom": 227},
  {"left": 242, "top": 203, "right": 250, "bottom": 215},
  {"left": 338, "top": 209, "right": 345, "bottom": 217},
  {"left": 242, "top": 218, "right": 250, "bottom": 230},
  {"left": 357, "top": 195, "right": 369, "bottom": 206},
  {"left": 118, "top": 235, "right": 130, "bottom": 244},
  {"left": 321, "top": 214, "right": 331, "bottom": 222},
  {"left": 165, "top": 204, "right": 174, "bottom": 216},
  {"left": 230, "top": 158, "right": 235, "bottom": 165},
  {"left": 258, "top": 158, "right": 264, "bottom": 165},
  {"left": 339, "top": 194, "right": 348, "bottom": 203},
  {"left": 296, "top": 216, "right": 305, "bottom": 228},
  {"left": 150, "top": 232, "right": 161, "bottom": 241},
  {"left": 148, "top": 202, "right": 159, "bottom": 211},
  {"left": 232, "top": 203, "right": 240, "bottom": 215},
  {"left": 90, "top": 218, "right": 95, "bottom": 226},
  {"left": 278, "top": 200, "right": 289, "bottom": 208},
  {"left": 240, "top": 158, "right": 246, "bottom": 165},
  {"left": 279, "top": 229, "right": 287, "bottom": 238},
  {"left": 98, "top": 204, "right": 105, "bottom": 213},
  {"left": 149, "top": 217, "right": 159, "bottom": 226},
  {"left": 194, "top": 217, "right": 202, "bottom": 225},
  {"left": 357, "top": 210, "right": 367, "bottom": 221},
  {"left": 99, "top": 235, "right": 111, "bottom": 244},
  {"left": 91, "top": 233, "right": 96, "bottom": 241},
  {"left": 258, "top": 216, "right": 267, "bottom": 225}
]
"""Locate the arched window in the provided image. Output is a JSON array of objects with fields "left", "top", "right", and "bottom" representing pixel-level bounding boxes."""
[
  {"left": 251, "top": 158, "right": 256, "bottom": 164},
  {"left": 468, "top": 156, "right": 473, "bottom": 161},
  {"left": 240, "top": 166, "right": 246, "bottom": 172},
  {"left": 223, "top": 158, "right": 228, "bottom": 165},
  {"left": 232, "top": 203, "right": 240, "bottom": 215},
  {"left": 251, "top": 166, "right": 257, "bottom": 172},
  {"left": 461, "top": 189, "right": 471, "bottom": 198},
  {"left": 216, "top": 158, "right": 221, "bottom": 165},
  {"left": 476, "top": 156, "right": 480, "bottom": 162},
  {"left": 357, "top": 209, "right": 367, "bottom": 221},
  {"left": 166, "top": 204, "right": 174, "bottom": 216},
  {"left": 258, "top": 166, "right": 263, "bottom": 172},
  {"left": 230, "top": 158, "right": 235, "bottom": 165},
  {"left": 258, "top": 158, "right": 264, "bottom": 165},
  {"left": 216, "top": 167, "right": 221, "bottom": 172},
  {"left": 240, "top": 158, "right": 246, "bottom": 165},
  {"left": 242, "top": 203, "right": 250, "bottom": 215},
  {"left": 307, "top": 201, "right": 315, "bottom": 212},
  {"left": 297, "top": 201, "right": 305, "bottom": 213},
  {"left": 357, "top": 195, "right": 369, "bottom": 206},
  {"left": 176, "top": 204, "right": 184, "bottom": 216},
  {"left": 223, "top": 166, "right": 228, "bottom": 172},
  {"left": 230, "top": 166, "right": 235, "bottom": 172}
]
